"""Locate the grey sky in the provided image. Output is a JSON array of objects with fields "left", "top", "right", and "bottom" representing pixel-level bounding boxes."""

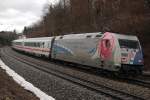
[{"left": 0, "top": 0, "right": 58, "bottom": 33}]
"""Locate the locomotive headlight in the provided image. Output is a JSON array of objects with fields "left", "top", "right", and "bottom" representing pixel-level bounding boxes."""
[
  {"left": 138, "top": 60, "right": 142, "bottom": 63},
  {"left": 138, "top": 59, "right": 144, "bottom": 64}
]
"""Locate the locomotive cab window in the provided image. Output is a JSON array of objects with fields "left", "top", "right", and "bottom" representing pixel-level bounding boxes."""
[{"left": 119, "top": 39, "right": 139, "bottom": 49}]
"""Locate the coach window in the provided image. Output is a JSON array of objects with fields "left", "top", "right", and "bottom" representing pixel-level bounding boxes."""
[
  {"left": 29, "top": 42, "right": 32, "bottom": 46},
  {"left": 40, "top": 42, "right": 44, "bottom": 48},
  {"left": 24, "top": 42, "right": 27, "bottom": 46},
  {"left": 34, "top": 43, "right": 36, "bottom": 47},
  {"left": 35, "top": 43, "right": 37, "bottom": 47},
  {"left": 30, "top": 43, "right": 32, "bottom": 46},
  {"left": 32, "top": 43, "right": 34, "bottom": 46},
  {"left": 38, "top": 43, "right": 40, "bottom": 47},
  {"left": 42, "top": 42, "right": 45, "bottom": 48},
  {"left": 33, "top": 43, "right": 35, "bottom": 47},
  {"left": 32, "top": 43, "right": 34, "bottom": 47},
  {"left": 36, "top": 43, "right": 38, "bottom": 47}
]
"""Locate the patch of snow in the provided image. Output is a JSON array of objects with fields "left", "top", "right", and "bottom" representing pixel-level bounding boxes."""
[{"left": 0, "top": 59, "right": 55, "bottom": 100}]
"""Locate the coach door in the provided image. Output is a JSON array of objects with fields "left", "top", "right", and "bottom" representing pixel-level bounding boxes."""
[{"left": 49, "top": 37, "right": 55, "bottom": 59}]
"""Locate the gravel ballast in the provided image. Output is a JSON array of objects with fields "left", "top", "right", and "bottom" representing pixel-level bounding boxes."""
[
  {"left": 1, "top": 47, "right": 150, "bottom": 100},
  {"left": 1, "top": 48, "right": 111, "bottom": 100}
]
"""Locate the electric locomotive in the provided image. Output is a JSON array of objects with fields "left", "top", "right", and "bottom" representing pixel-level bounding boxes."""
[{"left": 12, "top": 32, "right": 144, "bottom": 75}]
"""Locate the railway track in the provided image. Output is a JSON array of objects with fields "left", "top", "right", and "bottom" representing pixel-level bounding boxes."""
[
  {"left": 0, "top": 48, "right": 148, "bottom": 100},
  {"left": 5, "top": 47, "right": 150, "bottom": 89},
  {"left": 121, "top": 77, "right": 150, "bottom": 89},
  {"left": 143, "top": 72, "right": 150, "bottom": 77}
]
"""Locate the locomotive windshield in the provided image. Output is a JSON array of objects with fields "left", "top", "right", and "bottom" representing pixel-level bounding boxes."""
[{"left": 119, "top": 39, "right": 139, "bottom": 49}]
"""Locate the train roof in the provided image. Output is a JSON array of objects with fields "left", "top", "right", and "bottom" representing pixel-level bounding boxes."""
[
  {"left": 55, "top": 32, "right": 103, "bottom": 40},
  {"left": 24, "top": 37, "right": 53, "bottom": 42},
  {"left": 13, "top": 37, "right": 53, "bottom": 43},
  {"left": 111, "top": 32, "right": 138, "bottom": 41},
  {"left": 12, "top": 32, "right": 139, "bottom": 42},
  {"left": 13, "top": 32, "right": 103, "bottom": 42},
  {"left": 55, "top": 32, "right": 138, "bottom": 40}
]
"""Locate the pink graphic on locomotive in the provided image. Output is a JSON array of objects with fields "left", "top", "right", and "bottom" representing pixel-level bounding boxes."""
[{"left": 98, "top": 32, "right": 115, "bottom": 60}]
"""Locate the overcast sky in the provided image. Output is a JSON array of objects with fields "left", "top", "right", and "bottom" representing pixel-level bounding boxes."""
[{"left": 0, "top": 0, "right": 59, "bottom": 33}]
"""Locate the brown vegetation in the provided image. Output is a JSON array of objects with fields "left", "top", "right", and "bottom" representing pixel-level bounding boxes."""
[{"left": 0, "top": 68, "right": 39, "bottom": 100}]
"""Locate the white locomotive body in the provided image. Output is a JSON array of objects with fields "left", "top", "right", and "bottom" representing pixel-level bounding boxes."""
[{"left": 51, "top": 33, "right": 103, "bottom": 69}]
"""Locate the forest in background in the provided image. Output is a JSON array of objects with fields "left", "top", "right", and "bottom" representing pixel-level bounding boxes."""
[
  {"left": 23, "top": 0, "right": 150, "bottom": 70},
  {"left": 0, "top": 31, "right": 17, "bottom": 46}
]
